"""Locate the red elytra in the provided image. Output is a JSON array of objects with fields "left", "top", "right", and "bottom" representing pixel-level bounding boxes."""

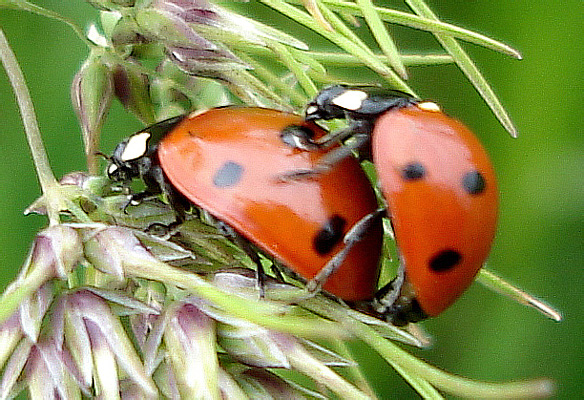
[
  {"left": 157, "top": 107, "right": 383, "bottom": 301},
  {"left": 372, "top": 103, "right": 498, "bottom": 316}
]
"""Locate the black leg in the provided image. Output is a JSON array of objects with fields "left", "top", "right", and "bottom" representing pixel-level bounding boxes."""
[
  {"left": 123, "top": 191, "right": 158, "bottom": 214},
  {"left": 306, "top": 208, "right": 385, "bottom": 294},
  {"left": 374, "top": 261, "right": 428, "bottom": 326},
  {"left": 276, "top": 134, "right": 371, "bottom": 182},
  {"left": 216, "top": 222, "right": 267, "bottom": 298},
  {"left": 276, "top": 119, "right": 373, "bottom": 182}
]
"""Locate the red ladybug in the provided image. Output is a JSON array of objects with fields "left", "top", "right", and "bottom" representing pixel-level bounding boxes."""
[
  {"left": 107, "top": 106, "right": 383, "bottom": 301},
  {"left": 287, "top": 85, "right": 499, "bottom": 325}
]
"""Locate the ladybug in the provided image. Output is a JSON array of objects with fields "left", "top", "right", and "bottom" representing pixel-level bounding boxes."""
[
  {"left": 107, "top": 106, "right": 383, "bottom": 302},
  {"left": 284, "top": 85, "right": 499, "bottom": 325}
]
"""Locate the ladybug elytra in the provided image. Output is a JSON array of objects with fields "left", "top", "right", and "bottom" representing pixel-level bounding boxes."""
[
  {"left": 107, "top": 106, "right": 384, "bottom": 302},
  {"left": 284, "top": 85, "right": 499, "bottom": 325}
]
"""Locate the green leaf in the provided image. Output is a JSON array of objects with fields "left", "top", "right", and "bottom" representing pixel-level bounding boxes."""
[
  {"left": 478, "top": 268, "right": 563, "bottom": 321},
  {"left": 389, "top": 362, "right": 444, "bottom": 400},
  {"left": 258, "top": 0, "right": 412, "bottom": 93},
  {"left": 300, "top": 0, "right": 522, "bottom": 58},
  {"left": 356, "top": 0, "right": 408, "bottom": 79},
  {"left": 406, "top": 0, "right": 518, "bottom": 136}
]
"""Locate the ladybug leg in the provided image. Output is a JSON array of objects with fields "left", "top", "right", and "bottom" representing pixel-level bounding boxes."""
[
  {"left": 144, "top": 221, "right": 183, "bottom": 238},
  {"left": 374, "top": 261, "right": 406, "bottom": 309},
  {"left": 277, "top": 116, "right": 373, "bottom": 182},
  {"left": 122, "top": 191, "right": 159, "bottom": 213},
  {"left": 306, "top": 208, "right": 385, "bottom": 294},
  {"left": 216, "top": 222, "right": 267, "bottom": 298},
  {"left": 277, "top": 133, "right": 371, "bottom": 182},
  {"left": 280, "top": 119, "right": 364, "bottom": 151},
  {"left": 124, "top": 165, "right": 189, "bottom": 235},
  {"left": 148, "top": 166, "right": 189, "bottom": 222},
  {"left": 373, "top": 262, "right": 428, "bottom": 326},
  {"left": 271, "top": 265, "right": 285, "bottom": 282},
  {"left": 138, "top": 164, "right": 189, "bottom": 224},
  {"left": 315, "top": 118, "right": 373, "bottom": 149}
]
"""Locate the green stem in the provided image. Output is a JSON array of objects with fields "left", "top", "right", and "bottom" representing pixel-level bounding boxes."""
[
  {"left": 389, "top": 360, "right": 444, "bottom": 399},
  {"left": 298, "top": 296, "right": 553, "bottom": 398},
  {"left": 478, "top": 268, "right": 563, "bottom": 322},
  {"left": 235, "top": 52, "right": 309, "bottom": 107},
  {"left": 307, "top": 51, "right": 453, "bottom": 66},
  {"left": 111, "top": 250, "right": 350, "bottom": 339},
  {"left": 0, "top": 28, "right": 59, "bottom": 224},
  {"left": 286, "top": 0, "right": 521, "bottom": 58},
  {"left": 257, "top": 0, "right": 412, "bottom": 93},
  {"left": 287, "top": 347, "right": 369, "bottom": 399},
  {"left": 268, "top": 41, "right": 317, "bottom": 97},
  {"left": 355, "top": 321, "right": 554, "bottom": 398},
  {"left": 405, "top": 0, "right": 518, "bottom": 137},
  {"left": 355, "top": 0, "right": 408, "bottom": 78}
]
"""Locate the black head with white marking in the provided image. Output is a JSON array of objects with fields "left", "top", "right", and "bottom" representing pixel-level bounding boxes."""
[
  {"left": 305, "top": 84, "right": 417, "bottom": 122},
  {"left": 107, "top": 115, "right": 184, "bottom": 183}
]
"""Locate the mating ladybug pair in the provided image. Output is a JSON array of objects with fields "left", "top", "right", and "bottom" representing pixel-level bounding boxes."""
[{"left": 107, "top": 85, "right": 498, "bottom": 326}]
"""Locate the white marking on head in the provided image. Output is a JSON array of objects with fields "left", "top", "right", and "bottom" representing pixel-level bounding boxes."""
[
  {"left": 120, "top": 131, "right": 151, "bottom": 161},
  {"left": 107, "top": 163, "right": 118, "bottom": 176},
  {"left": 417, "top": 101, "right": 441, "bottom": 112},
  {"left": 331, "top": 90, "right": 368, "bottom": 111},
  {"left": 305, "top": 105, "right": 318, "bottom": 116}
]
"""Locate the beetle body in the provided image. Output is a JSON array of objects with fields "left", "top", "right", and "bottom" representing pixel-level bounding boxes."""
[
  {"left": 372, "top": 102, "right": 498, "bottom": 318},
  {"left": 302, "top": 85, "right": 499, "bottom": 323},
  {"left": 109, "top": 106, "right": 383, "bottom": 301}
]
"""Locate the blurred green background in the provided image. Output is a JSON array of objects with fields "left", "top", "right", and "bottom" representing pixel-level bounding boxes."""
[{"left": 0, "top": 1, "right": 581, "bottom": 398}]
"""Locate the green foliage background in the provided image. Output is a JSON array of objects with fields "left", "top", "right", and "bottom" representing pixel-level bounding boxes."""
[{"left": 0, "top": 1, "right": 582, "bottom": 397}]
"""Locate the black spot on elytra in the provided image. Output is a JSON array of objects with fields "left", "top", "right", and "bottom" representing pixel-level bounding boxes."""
[
  {"left": 429, "top": 249, "right": 462, "bottom": 272},
  {"left": 401, "top": 162, "right": 426, "bottom": 180},
  {"left": 462, "top": 170, "right": 486, "bottom": 195},
  {"left": 213, "top": 161, "right": 243, "bottom": 188},
  {"left": 313, "top": 215, "right": 346, "bottom": 255},
  {"left": 280, "top": 125, "right": 316, "bottom": 149}
]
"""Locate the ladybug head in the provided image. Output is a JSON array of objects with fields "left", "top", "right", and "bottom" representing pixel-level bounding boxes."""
[
  {"left": 305, "top": 84, "right": 353, "bottom": 121},
  {"left": 107, "top": 131, "right": 154, "bottom": 183},
  {"left": 306, "top": 84, "right": 418, "bottom": 122},
  {"left": 107, "top": 115, "right": 184, "bottom": 184}
]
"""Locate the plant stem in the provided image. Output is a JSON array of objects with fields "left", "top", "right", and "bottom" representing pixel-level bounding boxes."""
[
  {"left": 478, "top": 268, "right": 563, "bottom": 322},
  {"left": 355, "top": 320, "right": 554, "bottom": 398},
  {"left": 0, "top": 28, "right": 59, "bottom": 224},
  {"left": 405, "top": 0, "right": 518, "bottom": 137}
]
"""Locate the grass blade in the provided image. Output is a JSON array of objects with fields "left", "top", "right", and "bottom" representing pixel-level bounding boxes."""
[
  {"left": 355, "top": 0, "right": 408, "bottom": 79},
  {"left": 406, "top": 0, "right": 518, "bottom": 137}
]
